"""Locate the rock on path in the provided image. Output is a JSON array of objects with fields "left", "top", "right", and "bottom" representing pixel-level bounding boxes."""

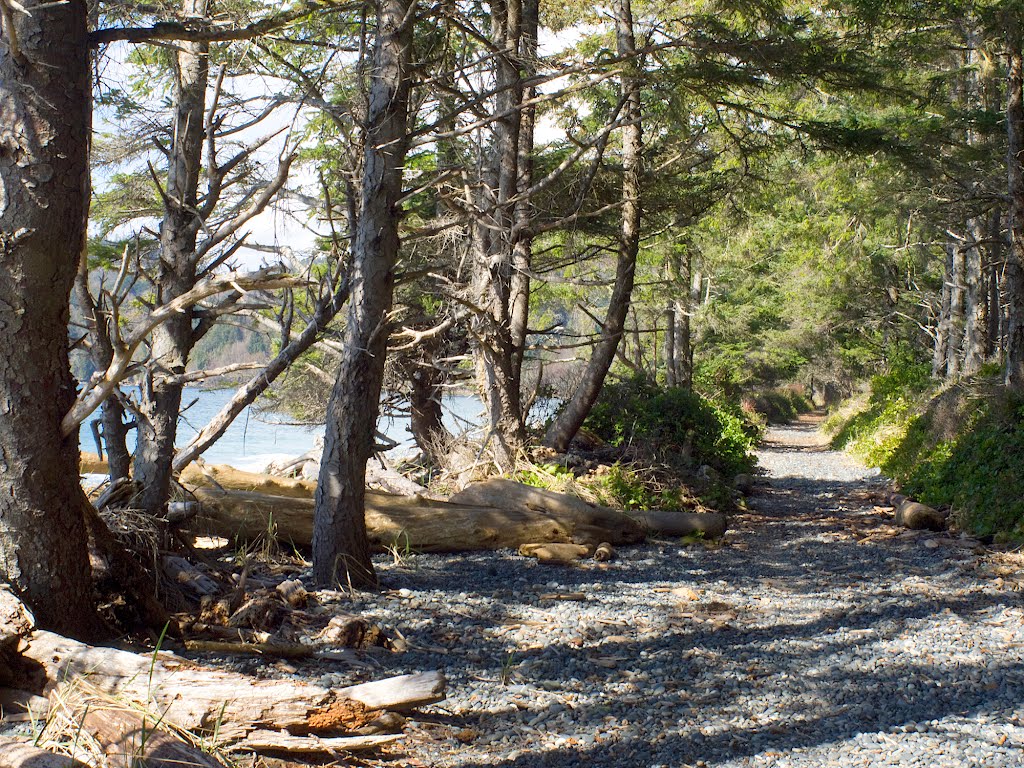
[{"left": 323, "top": 416, "right": 1024, "bottom": 767}]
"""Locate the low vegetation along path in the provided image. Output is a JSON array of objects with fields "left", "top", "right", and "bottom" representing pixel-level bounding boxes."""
[{"left": 350, "top": 416, "right": 1024, "bottom": 767}]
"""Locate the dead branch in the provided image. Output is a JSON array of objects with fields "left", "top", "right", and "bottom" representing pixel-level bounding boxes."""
[{"left": 62, "top": 268, "right": 304, "bottom": 437}]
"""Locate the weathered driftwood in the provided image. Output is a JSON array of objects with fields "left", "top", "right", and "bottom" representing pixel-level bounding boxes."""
[
  {"left": 0, "top": 587, "right": 34, "bottom": 652},
  {"left": 162, "top": 556, "right": 220, "bottom": 598},
  {"left": 450, "top": 479, "right": 647, "bottom": 546},
  {"left": 184, "top": 468, "right": 647, "bottom": 552},
  {"left": 633, "top": 510, "right": 728, "bottom": 539},
  {"left": 0, "top": 738, "right": 88, "bottom": 768},
  {"left": 74, "top": 704, "right": 225, "bottom": 768},
  {"left": 518, "top": 542, "right": 591, "bottom": 564},
  {"left": 0, "top": 688, "right": 50, "bottom": 720},
  {"left": 17, "top": 631, "right": 445, "bottom": 745},
  {"left": 230, "top": 731, "right": 399, "bottom": 753}
]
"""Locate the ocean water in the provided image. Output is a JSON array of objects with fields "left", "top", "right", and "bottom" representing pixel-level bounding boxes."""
[{"left": 84, "top": 387, "right": 488, "bottom": 473}]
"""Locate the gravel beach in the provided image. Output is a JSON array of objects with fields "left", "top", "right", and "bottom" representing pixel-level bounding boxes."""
[{"left": 328, "top": 416, "right": 1024, "bottom": 767}]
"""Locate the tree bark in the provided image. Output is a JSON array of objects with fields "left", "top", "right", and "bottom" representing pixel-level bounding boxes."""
[
  {"left": 962, "top": 217, "right": 987, "bottom": 376},
  {"left": 544, "top": 0, "right": 641, "bottom": 450},
  {"left": 933, "top": 242, "right": 954, "bottom": 377},
  {"left": 1006, "top": 34, "right": 1024, "bottom": 389},
  {"left": 312, "top": 0, "right": 415, "bottom": 589},
  {"left": 133, "top": 0, "right": 209, "bottom": 515},
  {"left": 946, "top": 235, "right": 967, "bottom": 379},
  {"left": 0, "top": 0, "right": 105, "bottom": 639}
]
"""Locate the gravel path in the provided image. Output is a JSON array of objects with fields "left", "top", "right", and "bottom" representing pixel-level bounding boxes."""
[{"left": 330, "top": 417, "right": 1024, "bottom": 767}]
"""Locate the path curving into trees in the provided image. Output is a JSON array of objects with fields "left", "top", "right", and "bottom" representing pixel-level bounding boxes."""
[{"left": 339, "top": 415, "right": 1024, "bottom": 767}]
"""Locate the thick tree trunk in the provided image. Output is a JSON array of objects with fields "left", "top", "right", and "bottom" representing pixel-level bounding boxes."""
[
  {"left": 544, "top": 0, "right": 641, "bottom": 451},
  {"left": 133, "top": 0, "right": 209, "bottom": 513},
  {"left": 1006, "top": 38, "right": 1024, "bottom": 389},
  {"left": 312, "top": 0, "right": 414, "bottom": 589},
  {"left": 0, "top": 0, "right": 105, "bottom": 639}
]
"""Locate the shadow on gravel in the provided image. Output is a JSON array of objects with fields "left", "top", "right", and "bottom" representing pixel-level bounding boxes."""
[
  {"left": 405, "top": 588, "right": 1023, "bottom": 767},
  {"left": 367, "top": 470, "right": 1023, "bottom": 767}
]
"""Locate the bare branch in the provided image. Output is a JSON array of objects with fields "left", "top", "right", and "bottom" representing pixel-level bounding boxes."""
[{"left": 62, "top": 267, "right": 304, "bottom": 437}]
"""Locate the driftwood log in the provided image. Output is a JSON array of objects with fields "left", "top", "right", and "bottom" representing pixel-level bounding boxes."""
[
  {"left": 633, "top": 510, "right": 728, "bottom": 539},
  {"left": 182, "top": 466, "right": 647, "bottom": 552},
  {"left": 0, "top": 738, "right": 88, "bottom": 768},
  {"left": 0, "top": 587, "right": 34, "bottom": 654},
  {"left": 15, "top": 630, "right": 445, "bottom": 747},
  {"left": 454, "top": 479, "right": 728, "bottom": 540}
]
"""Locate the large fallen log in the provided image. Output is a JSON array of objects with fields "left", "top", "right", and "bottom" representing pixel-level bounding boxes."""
[
  {"left": 633, "top": 510, "right": 728, "bottom": 539},
  {"left": 16, "top": 630, "right": 445, "bottom": 746},
  {"left": 184, "top": 466, "right": 647, "bottom": 552},
  {"left": 450, "top": 479, "right": 647, "bottom": 545}
]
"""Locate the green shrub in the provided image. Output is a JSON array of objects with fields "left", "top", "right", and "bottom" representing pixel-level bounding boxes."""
[
  {"left": 583, "top": 377, "right": 758, "bottom": 479},
  {"left": 744, "top": 385, "right": 815, "bottom": 424},
  {"left": 830, "top": 369, "right": 1024, "bottom": 542}
]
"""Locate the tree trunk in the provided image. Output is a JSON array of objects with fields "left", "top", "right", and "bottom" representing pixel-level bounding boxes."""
[
  {"left": 0, "top": 0, "right": 105, "bottom": 639},
  {"left": 1006, "top": 35, "right": 1024, "bottom": 389},
  {"left": 509, "top": 0, "right": 539, "bottom": 391},
  {"left": 962, "top": 217, "right": 987, "bottom": 375},
  {"left": 544, "top": 0, "right": 641, "bottom": 451},
  {"left": 74, "top": 255, "right": 132, "bottom": 482},
  {"left": 312, "top": 0, "right": 415, "bottom": 589},
  {"left": 472, "top": 0, "right": 530, "bottom": 467},
  {"left": 987, "top": 209, "right": 1004, "bottom": 360},
  {"left": 133, "top": 0, "right": 209, "bottom": 514},
  {"left": 946, "top": 235, "right": 967, "bottom": 379},
  {"left": 408, "top": 362, "right": 452, "bottom": 461},
  {"left": 933, "top": 242, "right": 954, "bottom": 376},
  {"left": 664, "top": 305, "right": 677, "bottom": 386}
]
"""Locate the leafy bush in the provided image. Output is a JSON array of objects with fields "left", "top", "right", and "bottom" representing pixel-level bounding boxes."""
[
  {"left": 583, "top": 377, "right": 758, "bottom": 479},
  {"left": 829, "top": 370, "right": 1024, "bottom": 542},
  {"left": 744, "top": 385, "right": 815, "bottom": 424}
]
